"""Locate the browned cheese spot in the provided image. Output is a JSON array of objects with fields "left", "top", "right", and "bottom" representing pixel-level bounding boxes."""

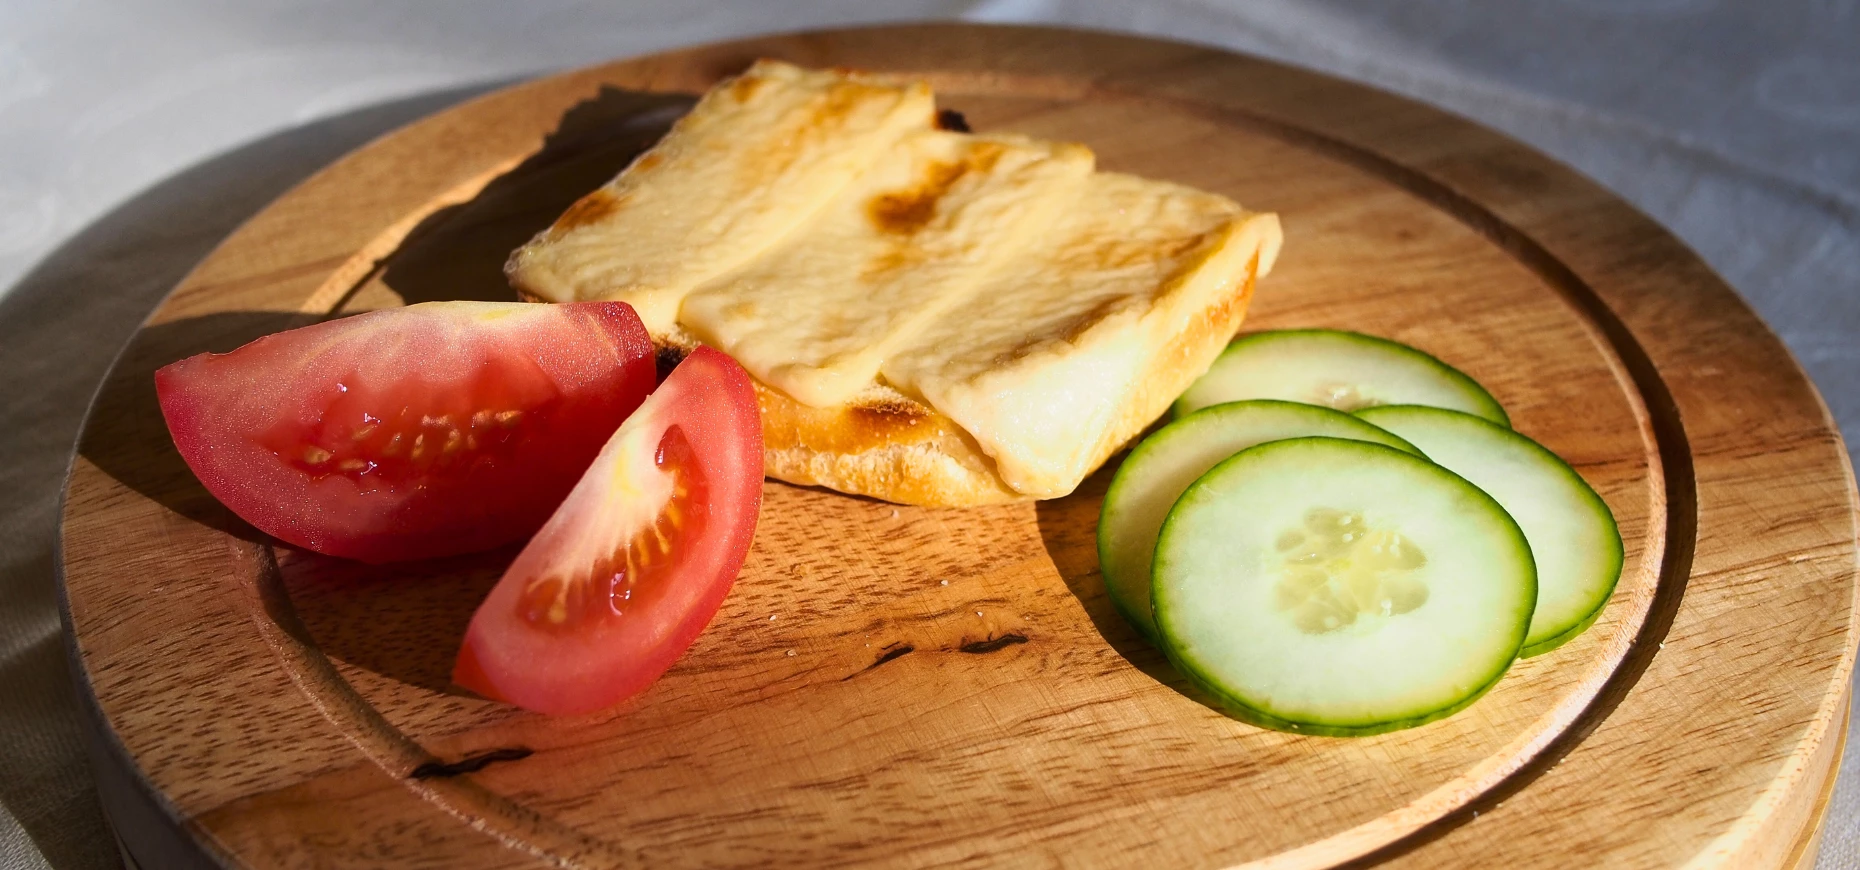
[
  {"left": 728, "top": 73, "right": 768, "bottom": 103},
  {"left": 866, "top": 142, "right": 1004, "bottom": 236},
  {"left": 816, "top": 80, "right": 886, "bottom": 126},
  {"left": 553, "top": 189, "right": 626, "bottom": 231}
]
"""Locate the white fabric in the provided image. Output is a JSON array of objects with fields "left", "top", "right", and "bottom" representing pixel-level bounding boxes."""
[{"left": 1, "top": 2, "right": 1855, "bottom": 867}]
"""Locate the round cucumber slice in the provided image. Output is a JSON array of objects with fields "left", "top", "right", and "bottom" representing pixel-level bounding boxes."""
[
  {"left": 1354, "top": 405, "right": 1623, "bottom": 657},
  {"left": 1098, "top": 400, "right": 1424, "bottom": 643},
  {"left": 1153, "top": 438, "right": 1535, "bottom": 736},
  {"left": 1173, "top": 329, "right": 1509, "bottom": 426}
]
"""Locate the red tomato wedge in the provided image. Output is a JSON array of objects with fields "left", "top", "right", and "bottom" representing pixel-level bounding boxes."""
[
  {"left": 155, "top": 301, "right": 655, "bottom": 563},
  {"left": 453, "top": 346, "right": 763, "bottom": 716}
]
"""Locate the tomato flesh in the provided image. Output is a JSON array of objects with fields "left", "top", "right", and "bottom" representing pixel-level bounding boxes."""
[
  {"left": 514, "top": 425, "right": 708, "bottom": 631},
  {"left": 454, "top": 346, "right": 763, "bottom": 716},
  {"left": 156, "top": 301, "right": 655, "bottom": 563},
  {"left": 259, "top": 351, "right": 558, "bottom": 487}
]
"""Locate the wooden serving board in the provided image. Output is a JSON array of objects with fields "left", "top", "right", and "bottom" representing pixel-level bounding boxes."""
[{"left": 59, "top": 24, "right": 1859, "bottom": 870}]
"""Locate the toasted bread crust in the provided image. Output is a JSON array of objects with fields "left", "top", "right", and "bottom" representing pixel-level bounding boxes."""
[
  {"left": 568, "top": 251, "right": 1260, "bottom": 507},
  {"left": 755, "top": 381, "right": 1025, "bottom": 506}
]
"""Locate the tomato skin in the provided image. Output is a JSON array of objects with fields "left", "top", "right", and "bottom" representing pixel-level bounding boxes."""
[
  {"left": 156, "top": 301, "right": 655, "bottom": 563},
  {"left": 453, "top": 346, "right": 763, "bottom": 716}
]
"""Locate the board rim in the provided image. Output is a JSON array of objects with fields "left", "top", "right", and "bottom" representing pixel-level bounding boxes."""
[{"left": 55, "top": 22, "right": 1859, "bottom": 870}]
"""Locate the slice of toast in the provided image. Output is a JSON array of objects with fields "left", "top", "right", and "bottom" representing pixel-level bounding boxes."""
[{"left": 510, "top": 61, "right": 1283, "bottom": 506}]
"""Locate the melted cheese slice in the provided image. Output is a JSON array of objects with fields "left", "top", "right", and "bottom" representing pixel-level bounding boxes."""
[
  {"left": 507, "top": 60, "right": 934, "bottom": 335},
  {"left": 882, "top": 173, "right": 1285, "bottom": 497},
  {"left": 679, "top": 131, "right": 1094, "bottom": 408},
  {"left": 515, "top": 62, "right": 1286, "bottom": 501}
]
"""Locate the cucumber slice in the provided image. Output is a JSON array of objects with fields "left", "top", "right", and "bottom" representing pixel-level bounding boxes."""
[
  {"left": 1098, "top": 400, "right": 1424, "bottom": 643},
  {"left": 1152, "top": 438, "right": 1535, "bottom": 736},
  {"left": 1354, "top": 406, "right": 1622, "bottom": 657},
  {"left": 1174, "top": 329, "right": 1509, "bottom": 426}
]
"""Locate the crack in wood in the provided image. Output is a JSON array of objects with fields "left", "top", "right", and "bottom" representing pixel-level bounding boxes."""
[
  {"left": 843, "top": 643, "right": 916, "bottom": 680},
  {"left": 410, "top": 747, "right": 534, "bottom": 780},
  {"left": 959, "top": 633, "right": 1029, "bottom": 654}
]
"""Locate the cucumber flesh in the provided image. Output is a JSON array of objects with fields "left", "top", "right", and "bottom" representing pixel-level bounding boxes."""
[
  {"left": 1354, "top": 405, "right": 1622, "bottom": 657},
  {"left": 1098, "top": 400, "right": 1423, "bottom": 642},
  {"left": 1174, "top": 329, "right": 1508, "bottom": 426},
  {"left": 1152, "top": 438, "right": 1535, "bottom": 736}
]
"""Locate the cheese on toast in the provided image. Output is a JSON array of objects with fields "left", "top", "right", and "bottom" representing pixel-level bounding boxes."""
[{"left": 510, "top": 61, "right": 1283, "bottom": 505}]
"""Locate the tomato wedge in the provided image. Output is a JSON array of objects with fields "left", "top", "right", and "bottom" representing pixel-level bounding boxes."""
[
  {"left": 156, "top": 301, "right": 655, "bottom": 563},
  {"left": 453, "top": 346, "right": 763, "bottom": 716}
]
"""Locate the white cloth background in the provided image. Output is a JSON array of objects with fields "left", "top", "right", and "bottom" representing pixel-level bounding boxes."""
[{"left": 2, "top": 2, "right": 1855, "bottom": 867}]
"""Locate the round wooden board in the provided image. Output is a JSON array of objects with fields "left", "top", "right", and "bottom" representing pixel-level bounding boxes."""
[{"left": 58, "top": 24, "right": 1858, "bottom": 870}]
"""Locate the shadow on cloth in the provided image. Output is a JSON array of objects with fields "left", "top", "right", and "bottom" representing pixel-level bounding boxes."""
[{"left": 0, "top": 81, "right": 505, "bottom": 869}]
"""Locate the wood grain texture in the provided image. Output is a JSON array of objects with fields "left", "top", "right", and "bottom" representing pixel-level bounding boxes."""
[{"left": 56, "top": 24, "right": 1857, "bottom": 869}]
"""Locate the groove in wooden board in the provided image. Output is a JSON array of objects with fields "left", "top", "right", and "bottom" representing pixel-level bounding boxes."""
[
  {"left": 56, "top": 24, "right": 1855, "bottom": 870},
  {"left": 39, "top": 39, "right": 1688, "bottom": 870},
  {"left": 313, "top": 83, "right": 1661, "bottom": 866},
  {"left": 235, "top": 541, "right": 635, "bottom": 867}
]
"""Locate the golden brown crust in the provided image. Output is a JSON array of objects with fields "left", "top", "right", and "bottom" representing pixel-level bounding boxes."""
[
  {"left": 754, "top": 380, "right": 1025, "bottom": 507},
  {"left": 642, "top": 334, "right": 1022, "bottom": 506}
]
